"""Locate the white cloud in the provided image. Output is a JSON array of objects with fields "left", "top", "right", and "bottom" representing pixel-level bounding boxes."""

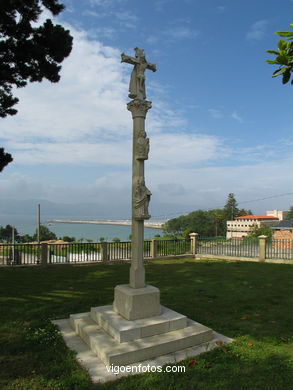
[
  {"left": 164, "top": 26, "right": 199, "bottom": 40},
  {"left": 150, "top": 133, "right": 222, "bottom": 167},
  {"left": 147, "top": 156, "right": 293, "bottom": 213},
  {"left": 208, "top": 108, "right": 223, "bottom": 119},
  {"left": 146, "top": 35, "right": 159, "bottom": 44},
  {"left": 115, "top": 11, "right": 138, "bottom": 23},
  {"left": 0, "top": 27, "right": 130, "bottom": 145},
  {"left": 5, "top": 141, "right": 132, "bottom": 166},
  {"left": 217, "top": 6, "right": 226, "bottom": 13},
  {"left": 0, "top": 21, "right": 224, "bottom": 175},
  {"left": 3, "top": 147, "right": 293, "bottom": 215},
  {"left": 246, "top": 20, "right": 268, "bottom": 41},
  {"left": 231, "top": 110, "right": 243, "bottom": 123},
  {"left": 89, "top": 0, "right": 117, "bottom": 7}
]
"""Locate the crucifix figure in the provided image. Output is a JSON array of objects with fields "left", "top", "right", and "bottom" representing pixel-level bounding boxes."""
[{"left": 121, "top": 47, "right": 156, "bottom": 100}]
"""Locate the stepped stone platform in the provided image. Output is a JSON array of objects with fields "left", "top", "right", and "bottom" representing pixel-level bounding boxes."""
[
  {"left": 69, "top": 305, "right": 212, "bottom": 366},
  {"left": 53, "top": 300, "right": 233, "bottom": 382}
]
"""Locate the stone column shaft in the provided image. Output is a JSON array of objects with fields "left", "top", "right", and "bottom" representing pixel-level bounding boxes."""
[{"left": 128, "top": 100, "right": 151, "bottom": 289}]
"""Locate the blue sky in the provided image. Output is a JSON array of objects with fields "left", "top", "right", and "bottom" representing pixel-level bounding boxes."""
[{"left": 1, "top": 0, "right": 293, "bottom": 219}]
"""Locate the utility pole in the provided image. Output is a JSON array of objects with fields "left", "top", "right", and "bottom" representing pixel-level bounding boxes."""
[
  {"left": 12, "top": 226, "right": 15, "bottom": 265},
  {"left": 37, "top": 204, "right": 41, "bottom": 263},
  {"left": 37, "top": 203, "right": 41, "bottom": 244}
]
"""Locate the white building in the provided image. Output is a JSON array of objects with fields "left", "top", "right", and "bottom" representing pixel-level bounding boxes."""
[
  {"left": 226, "top": 210, "right": 286, "bottom": 239},
  {"left": 266, "top": 210, "right": 288, "bottom": 221}
]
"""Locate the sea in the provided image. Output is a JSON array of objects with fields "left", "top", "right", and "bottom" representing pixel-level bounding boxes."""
[{"left": 0, "top": 214, "right": 164, "bottom": 242}]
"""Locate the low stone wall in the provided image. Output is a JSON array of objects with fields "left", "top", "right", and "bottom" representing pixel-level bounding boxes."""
[{"left": 195, "top": 254, "right": 293, "bottom": 264}]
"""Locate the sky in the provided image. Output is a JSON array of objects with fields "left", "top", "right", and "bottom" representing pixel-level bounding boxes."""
[{"left": 1, "top": 0, "right": 293, "bottom": 220}]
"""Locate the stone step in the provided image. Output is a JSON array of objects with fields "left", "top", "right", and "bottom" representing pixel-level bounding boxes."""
[
  {"left": 90, "top": 305, "right": 187, "bottom": 343},
  {"left": 70, "top": 313, "right": 213, "bottom": 366}
]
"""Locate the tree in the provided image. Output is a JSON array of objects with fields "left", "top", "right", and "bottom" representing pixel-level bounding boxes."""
[
  {"left": 163, "top": 215, "right": 188, "bottom": 235},
  {"left": 0, "top": 224, "right": 20, "bottom": 242},
  {"left": 19, "top": 233, "right": 34, "bottom": 243},
  {"left": 0, "top": 0, "right": 73, "bottom": 170},
  {"left": 224, "top": 193, "right": 239, "bottom": 220},
  {"left": 248, "top": 225, "right": 272, "bottom": 239},
  {"left": 266, "top": 23, "right": 293, "bottom": 85},
  {"left": 33, "top": 224, "right": 57, "bottom": 241},
  {"left": 0, "top": 148, "right": 13, "bottom": 172},
  {"left": 238, "top": 208, "right": 252, "bottom": 217},
  {"left": 285, "top": 206, "right": 293, "bottom": 219},
  {"left": 183, "top": 210, "right": 214, "bottom": 237},
  {"left": 62, "top": 235, "right": 75, "bottom": 242},
  {"left": 164, "top": 210, "right": 218, "bottom": 237},
  {"left": 163, "top": 194, "right": 253, "bottom": 238},
  {"left": 208, "top": 209, "right": 226, "bottom": 237}
]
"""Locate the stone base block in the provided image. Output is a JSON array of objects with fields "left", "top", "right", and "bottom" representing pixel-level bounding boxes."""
[
  {"left": 70, "top": 311, "right": 213, "bottom": 366},
  {"left": 113, "top": 284, "right": 161, "bottom": 320},
  {"left": 90, "top": 305, "right": 187, "bottom": 343}
]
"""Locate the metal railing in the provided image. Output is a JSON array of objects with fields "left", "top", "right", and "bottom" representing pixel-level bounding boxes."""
[
  {"left": 2, "top": 236, "right": 293, "bottom": 266},
  {"left": 0, "top": 238, "right": 191, "bottom": 266},
  {"left": 266, "top": 239, "right": 293, "bottom": 260},
  {"left": 0, "top": 243, "right": 41, "bottom": 265},
  {"left": 108, "top": 241, "right": 132, "bottom": 260},
  {"left": 156, "top": 238, "right": 191, "bottom": 257},
  {"left": 197, "top": 237, "right": 259, "bottom": 258},
  {"left": 48, "top": 243, "right": 101, "bottom": 263}
]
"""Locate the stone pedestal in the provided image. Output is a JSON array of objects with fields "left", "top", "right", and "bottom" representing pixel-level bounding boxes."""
[
  {"left": 113, "top": 284, "right": 161, "bottom": 321},
  {"left": 67, "top": 304, "right": 213, "bottom": 367}
]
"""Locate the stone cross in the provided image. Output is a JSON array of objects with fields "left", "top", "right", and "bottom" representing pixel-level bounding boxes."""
[
  {"left": 121, "top": 47, "right": 156, "bottom": 100},
  {"left": 121, "top": 48, "right": 156, "bottom": 289}
]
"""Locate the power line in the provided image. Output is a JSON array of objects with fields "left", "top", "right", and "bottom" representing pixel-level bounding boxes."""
[{"left": 151, "top": 191, "right": 293, "bottom": 220}]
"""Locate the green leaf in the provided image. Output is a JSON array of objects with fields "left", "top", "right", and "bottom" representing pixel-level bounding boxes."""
[
  {"left": 278, "top": 39, "right": 290, "bottom": 50},
  {"left": 266, "top": 59, "right": 279, "bottom": 64},
  {"left": 276, "top": 31, "right": 293, "bottom": 37},
  {"left": 272, "top": 68, "right": 284, "bottom": 77},
  {"left": 276, "top": 55, "right": 288, "bottom": 65},
  {"left": 282, "top": 69, "right": 291, "bottom": 84},
  {"left": 290, "top": 23, "right": 293, "bottom": 29},
  {"left": 278, "top": 39, "right": 286, "bottom": 50},
  {"left": 266, "top": 50, "right": 279, "bottom": 55}
]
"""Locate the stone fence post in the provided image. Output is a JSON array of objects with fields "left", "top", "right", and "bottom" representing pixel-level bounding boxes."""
[
  {"left": 101, "top": 241, "right": 109, "bottom": 263},
  {"left": 150, "top": 239, "right": 158, "bottom": 258},
  {"left": 189, "top": 233, "right": 199, "bottom": 255},
  {"left": 258, "top": 235, "right": 267, "bottom": 262},
  {"left": 41, "top": 243, "right": 48, "bottom": 266}
]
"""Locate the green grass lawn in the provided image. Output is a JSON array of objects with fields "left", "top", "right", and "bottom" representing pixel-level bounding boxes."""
[{"left": 0, "top": 259, "right": 293, "bottom": 390}]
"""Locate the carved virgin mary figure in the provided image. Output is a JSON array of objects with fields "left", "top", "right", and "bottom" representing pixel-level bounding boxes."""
[
  {"left": 136, "top": 129, "right": 149, "bottom": 160},
  {"left": 134, "top": 179, "right": 152, "bottom": 220}
]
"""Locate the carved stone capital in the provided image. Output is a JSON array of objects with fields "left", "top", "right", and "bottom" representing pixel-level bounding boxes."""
[{"left": 127, "top": 99, "right": 152, "bottom": 118}]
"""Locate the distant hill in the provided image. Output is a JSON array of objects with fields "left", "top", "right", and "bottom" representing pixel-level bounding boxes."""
[
  {"left": 0, "top": 198, "right": 198, "bottom": 221},
  {"left": 0, "top": 198, "right": 127, "bottom": 219}
]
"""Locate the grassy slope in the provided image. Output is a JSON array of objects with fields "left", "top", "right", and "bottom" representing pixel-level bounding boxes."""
[{"left": 0, "top": 259, "right": 293, "bottom": 390}]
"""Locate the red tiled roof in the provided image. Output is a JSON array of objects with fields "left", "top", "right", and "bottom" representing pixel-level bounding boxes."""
[{"left": 236, "top": 215, "right": 278, "bottom": 220}]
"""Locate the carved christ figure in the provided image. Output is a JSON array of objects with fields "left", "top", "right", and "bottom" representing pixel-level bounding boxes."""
[{"left": 121, "top": 48, "right": 156, "bottom": 100}]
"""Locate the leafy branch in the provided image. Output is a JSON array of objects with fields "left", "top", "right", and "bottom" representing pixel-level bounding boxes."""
[{"left": 266, "top": 23, "right": 293, "bottom": 84}]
